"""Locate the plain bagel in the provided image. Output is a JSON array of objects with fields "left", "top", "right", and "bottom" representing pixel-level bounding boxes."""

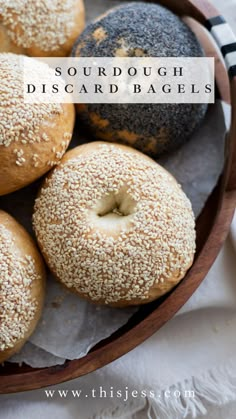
[{"left": 33, "top": 141, "right": 196, "bottom": 307}]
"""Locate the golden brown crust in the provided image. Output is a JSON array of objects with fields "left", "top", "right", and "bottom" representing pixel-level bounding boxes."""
[
  {"left": 0, "top": 23, "right": 25, "bottom": 55},
  {"left": 0, "top": 210, "right": 46, "bottom": 363},
  {"left": 0, "top": 53, "right": 75, "bottom": 196},
  {"left": 0, "top": 102, "right": 75, "bottom": 196},
  {"left": 34, "top": 141, "right": 196, "bottom": 307},
  {"left": 0, "top": 0, "right": 85, "bottom": 57}
]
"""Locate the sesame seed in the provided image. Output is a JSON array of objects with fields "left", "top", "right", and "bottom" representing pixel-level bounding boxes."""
[
  {"left": 0, "top": 0, "right": 79, "bottom": 52},
  {"left": 0, "top": 225, "right": 39, "bottom": 351},
  {"left": 0, "top": 54, "right": 63, "bottom": 152}
]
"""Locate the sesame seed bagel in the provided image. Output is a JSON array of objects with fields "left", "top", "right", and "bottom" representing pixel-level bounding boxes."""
[
  {"left": 72, "top": 2, "right": 207, "bottom": 157},
  {"left": 0, "top": 0, "right": 85, "bottom": 57},
  {"left": 0, "top": 53, "right": 75, "bottom": 196},
  {"left": 33, "top": 141, "right": 196, "bottom": 307},
  {"left": 0, "top": 210, "right": 46, "bottom": 363}
]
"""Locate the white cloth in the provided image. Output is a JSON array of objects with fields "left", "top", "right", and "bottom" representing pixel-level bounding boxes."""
[{"left": 1, "top": 1, "right": 236, "bottom": 418}]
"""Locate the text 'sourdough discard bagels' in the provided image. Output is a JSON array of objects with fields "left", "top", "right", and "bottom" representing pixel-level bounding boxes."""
[
  {"left": 72, "top": 2, "right": 207, "bottom": 157},
  {"left": 33, "top": 142, "right": 196, "bottom": 307},
  {"left": 0, "top": 210, "right": 45, "bottom": 363},
  {"left": 0, "top": 53, "right": 75, "bottom": 196},
  {"left": 0, "top": 0, "right": 85, "bottom": 57}
]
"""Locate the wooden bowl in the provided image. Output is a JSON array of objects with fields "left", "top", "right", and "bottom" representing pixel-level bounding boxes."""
[{"left": 1, "top": 0, "right": 236, "bottom": 393}]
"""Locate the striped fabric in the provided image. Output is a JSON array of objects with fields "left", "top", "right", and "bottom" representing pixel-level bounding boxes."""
[{"left": 206, "top": 15, "right": 236, "bottom": 78}]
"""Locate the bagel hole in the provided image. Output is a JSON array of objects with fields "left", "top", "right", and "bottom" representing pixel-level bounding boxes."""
[{"left": 96, "top": 190, "right": 136, "bottom": 220}]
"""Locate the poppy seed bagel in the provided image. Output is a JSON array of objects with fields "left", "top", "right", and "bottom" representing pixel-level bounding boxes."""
[{"left": 72, "top": 2, "right": 207, "bottom": 157}]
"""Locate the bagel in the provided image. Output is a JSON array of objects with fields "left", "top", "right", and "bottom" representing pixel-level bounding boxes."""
[
  {"left": 33, "top": 141, "right": 196, "bottom": 307},
  {"left": 0, "top": 53, "right": 75, "bottom": 196},
  {"left": 0, "top": 210, "right": 45, "bottom": 363},
  {"left": 72, "top": 2, "right": 207, "bottom": 157},
  {"left": 0, "top": 0, "right": 85, "bottom": 57}
]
